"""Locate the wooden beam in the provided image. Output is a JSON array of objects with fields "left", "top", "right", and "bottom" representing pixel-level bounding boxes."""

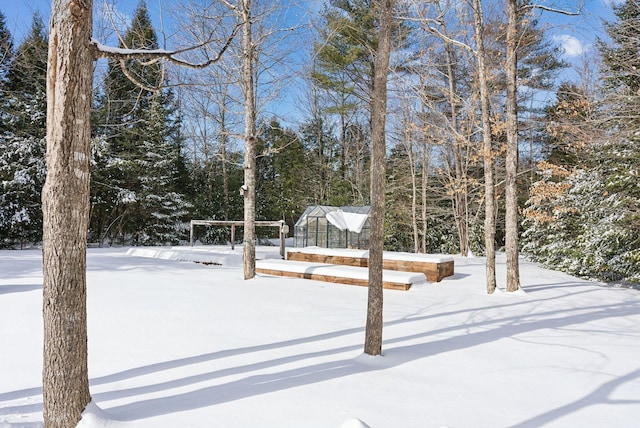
[
  {"left": 286, "top": 250, "right": 454, "bottom": 282},
  {"left": 190, "top": 219, "right": 288, "bottom": 258}
]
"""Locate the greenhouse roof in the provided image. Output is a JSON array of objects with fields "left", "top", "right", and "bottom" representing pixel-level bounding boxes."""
[{"left": 295, "top": 205, "right": 371, "bottom": 227}]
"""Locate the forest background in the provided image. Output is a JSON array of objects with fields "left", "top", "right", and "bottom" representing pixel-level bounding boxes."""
[{"left": 0, "top": 0, "right": 638, "bottom": 285}]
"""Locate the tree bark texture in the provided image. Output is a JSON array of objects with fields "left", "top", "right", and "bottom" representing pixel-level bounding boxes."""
[
  {"left": 472, "top": 0, "right": 497, "bottom": 294},
  {"left": 365, "top": 0, "right": 393, "bottom": 357},
  {"left": 42, "top": 0, "right": 93, "bottom": 426},
  {"left": 241, "top": 0, "right": 256, "bottom": 280},
  {"left": 505, "top": 0, "right": 521, "bottom": 292}
]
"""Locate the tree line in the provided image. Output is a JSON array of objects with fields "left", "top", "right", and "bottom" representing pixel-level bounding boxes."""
[{"left": 1, "top": 0, "right": 638, "bottom": 284}]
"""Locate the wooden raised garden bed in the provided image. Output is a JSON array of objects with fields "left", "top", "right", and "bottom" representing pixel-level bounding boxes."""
[
  {"left": 286, "top": 247, "right": 454, "bottom": 282},
  {"left": 256, "top": 259, "right": 426, "bottom": 291}
]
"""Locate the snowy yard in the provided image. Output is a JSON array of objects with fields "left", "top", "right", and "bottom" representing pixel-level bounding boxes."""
[{"left": 1, "top": 246, "right": 640, "bottom": 427}]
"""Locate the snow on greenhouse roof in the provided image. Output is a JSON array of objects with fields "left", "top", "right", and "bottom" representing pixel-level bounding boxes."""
[{"left": 295, "top": 205, "right": 370, "bottom": 227}]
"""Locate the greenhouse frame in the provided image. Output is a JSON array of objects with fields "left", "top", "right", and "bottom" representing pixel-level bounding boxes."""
[{"left": 294, "top": 205, "right": 371, "bottom": 249}]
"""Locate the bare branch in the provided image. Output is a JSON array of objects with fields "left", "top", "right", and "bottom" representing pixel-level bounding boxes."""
[
  {"left": 91, "top": 21, "right": 241, "bottom": 70},
  {"left": 397, "top": 15, "right": 475, "bottom": 54},
  {"left": 118, "top": 59, "right": 160, "bottom": 92},
  {"left": 425, "top": 24, "right": 475, "bottom": 54},
  {"left": 520, "top": 4, "right": 580, "bottom": 16},
  {"left": 219, "top": 0, "right": 238, "bottom": 13}
]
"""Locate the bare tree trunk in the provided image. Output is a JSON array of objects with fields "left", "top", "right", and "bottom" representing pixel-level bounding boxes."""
[
  {"left": 220, "top": 90, "right": 230, "bottom": 221},
  {"left": 241, "top": 0, "right": 256, "bottom": 280},
  {"left": 420, "top": 139, "right": 428, "bottom": 254},
  {"left": 505, "top": 0, "right": 521, "bottom": 292},
  {"left": 42, "top": 0, "right": 93, "bottom": 425},
  {"left": 472, "top": 0, "right": 497, "bottom": 294},
  {"left": 399, "top": 94, "right": 419, "bottom": 253},
  {"left": 419, "top": 93, "right": 431, "bottom": 254},
  {"left": 442, "top": 30, "right": 469, "bottom": 257},
  {"left": 221, "top": 128, "right": 229, "bottom": 220},
  {"left": 365, "top": 0, "right": 393, "bottom": 357},
  {"left": 410, "top": 147, "right": 419, "bottom": 253}
]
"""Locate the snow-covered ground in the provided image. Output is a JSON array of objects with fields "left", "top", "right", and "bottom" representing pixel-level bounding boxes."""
[{"left": 1, "top": 246, "right": 640, "bottom": 428}]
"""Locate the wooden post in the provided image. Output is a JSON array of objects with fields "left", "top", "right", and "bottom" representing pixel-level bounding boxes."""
[
  {"left": 231, "top": 225, "right": 235, "bottom": 250},
  {"left": 326, "top": 221, "right": 329, "bottom": 248},
  {"left": 315, "top": 218, "right": 319, "bottom": 247},
  {"left": 279, "top": 221, "right": 286, "bottom": 259},
  {"left": 190, "top": 220, "right": 194, "bottom": 246}
]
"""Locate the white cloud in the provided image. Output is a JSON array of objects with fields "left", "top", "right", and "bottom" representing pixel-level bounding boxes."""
[{"left": 554, "top": 34, "right": 587, "bottom": 57}]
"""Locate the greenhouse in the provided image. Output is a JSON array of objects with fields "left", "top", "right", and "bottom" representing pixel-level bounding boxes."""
[{"left": 294, "top": 205, "right": 371, "bottom": 249}]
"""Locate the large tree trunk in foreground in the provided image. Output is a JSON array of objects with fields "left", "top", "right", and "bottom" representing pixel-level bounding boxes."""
[
  {"left": 472, "top": 0, "right": 497, "bottom": 294},
  {"left": 365, "top": 0, "right": 393, "bottom": 357},
  {"left": 505, "top": 0, "right": 521, "bottom": 292},
  {"left": 42, "top": 0, "right": 93, "bottom": 426}
]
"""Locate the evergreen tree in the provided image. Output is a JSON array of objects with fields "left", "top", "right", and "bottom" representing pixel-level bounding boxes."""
[
  {"left": 5, "top": 14, "right": 48, "bottom": 139},
  {"left": 599, "top": 0, "right": 640, "bottom": 132},
  {"left": 0, "top": 14, "right": 48, "bottom": 248},
  {"left": 299, "top": 116, "right": 344, "bottom": 205},
  {"left": 188, "top": 153, "right": 244, "bottom": 244},
  {"left": 523, "top": 140, "right": 640, "bottom": 284},
  {"left": 311, "top": 0, "right": 408, "bottom": 204},
  {"left": 0, "top": 134, "right": 46, "bottom": 248},
  {"left": 256, "top": 120, "right": 310, "bottom": 229},
  {"left": 136, "top": 96, "right": 191, "bottom": 244},
  {"left": 92, "top": 0, "right": 189, "bottom": 245},
  {"left": 313, "top": 0, "right": 377, "bottom": 107},
  {"left": 523, "top": 1, "right": 640, "bottom": 284},
  {"left": 0, "top": 10, "right": 14, "bottom": 123}
]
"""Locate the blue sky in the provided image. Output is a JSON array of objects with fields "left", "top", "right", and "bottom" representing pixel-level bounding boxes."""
[
  {"left": 0, "top": 1, "right": 160, "bottom": 42},
  {"left": 0, "top": 0, "right": 619, "bottom": 50},
  {"left": 0, "top": 0, "right": 624, "bottom": 119},
  {"left": 0, "top": 0, "right": 319, "bottom": 44}
]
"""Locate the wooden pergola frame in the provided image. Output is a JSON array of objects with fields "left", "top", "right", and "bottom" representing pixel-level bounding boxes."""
[{"left": 189, "top": 220, "right": 289, "bottom": 258}]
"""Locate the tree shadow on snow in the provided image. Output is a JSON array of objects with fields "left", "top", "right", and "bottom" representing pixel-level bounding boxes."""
[
  {"left": 510, "top": 367, "right": 640, "bottom": 427},
  {"left": 0, "top": 284, "right": 41, "bottom": 295},
  {"left": 91, "top": 295, "right": 640, "bottom": 425}
]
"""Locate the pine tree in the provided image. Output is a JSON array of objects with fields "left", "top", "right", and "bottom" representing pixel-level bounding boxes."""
[
  {"left": 92, "top": 0, "right": 189, "bottom": 245},
  {"left": 0, "top": 14, "right": 47, "bottom": 248},
  {"left": 5, "top": 14, "right": 48, "bottom": 139},
  {"left": 313, "top": 0, "right": 377, "bottom": 107},
  {"left": 364, "top": 0, "right": 393, "bottom": 357},
  {"left": 135, "top": 96, "right": 191, "bottom": 244},
  {"left": 256, "top": 120, "right": 310, "bottom": 228},
  {"left": 311, "top": 0, "right": 408, "bottom": 204},
  {"left": 299, "top": 116, "right": 341, "bottom": 204},
  {"left": 599, "top": 0, "right": 640, "bottom": 133},
  {"left": 0, "top": 10, "right": 14, "bottom": 121}
]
